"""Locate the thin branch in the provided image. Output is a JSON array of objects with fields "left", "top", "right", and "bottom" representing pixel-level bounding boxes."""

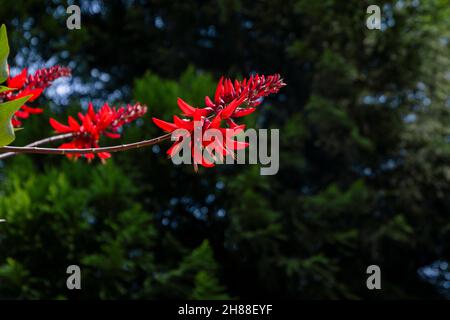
[
  {"left": 21, "top": 133, "right": 74, "bottom": 147},
  {"left": 0, "top": 133, "right": 74, "bottom": 160},
  {"left": 0, "top": 132, "right": 173, "bottom": 159},
  {"left": 0, "top": 113, "right": 218, "bottom": 160}
]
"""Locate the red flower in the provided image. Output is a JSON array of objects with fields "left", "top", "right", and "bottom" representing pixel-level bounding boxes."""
[
  {"left": 50, "top": 102, "right": 147, "bottom": 161},
  {"left": 0, "top": 66, "right": 71, "bottom": 127},
  {"left": 152, "top": 73, "right": 286, "bottom": 170},
  {"left": 205, "top": 73, "right": 286, "bottom": 115},
  {"left": 153, "top": 109, "right": 248, "bottom": 170}
]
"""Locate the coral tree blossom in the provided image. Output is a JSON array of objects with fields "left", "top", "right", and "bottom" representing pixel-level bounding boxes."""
[
  {"left": 152, "top": 73, "right": 286, "bottom": 170},
  {"left": 49, "top": 102, "right": 148, "bottom": 161},
  {"left": 0, "top": 66, "right": 71, "bottom": 127}
]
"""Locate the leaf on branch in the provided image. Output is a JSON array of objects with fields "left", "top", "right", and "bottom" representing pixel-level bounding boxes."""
[
  {"left": 0, "top": 95, "right": 32, "bottom": 147},
  {"left": 0, "top": 85, "right": 14, "bottom": 93},
  {"left": 0, "top": 24, "right": 10, "bottom": 83}
]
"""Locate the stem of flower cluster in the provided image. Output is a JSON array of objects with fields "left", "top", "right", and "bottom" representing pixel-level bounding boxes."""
[{"left": 0, "top": 132, "right": 172, "bottom": 160}]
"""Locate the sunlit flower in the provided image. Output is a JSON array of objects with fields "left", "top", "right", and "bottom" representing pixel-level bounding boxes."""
[
  {"left": 49, "top": 102, "right": 147, "bottom": 161},
  {"left": 0, "top": 66, "right": 71, "bottom": 127},
  {"left": 152, "top": 73, "right": 286, "bottom": 169}
]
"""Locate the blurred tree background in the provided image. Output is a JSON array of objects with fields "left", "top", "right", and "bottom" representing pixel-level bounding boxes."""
[{"left": 0, "top": 0, "right": 449, "bottom": 299}]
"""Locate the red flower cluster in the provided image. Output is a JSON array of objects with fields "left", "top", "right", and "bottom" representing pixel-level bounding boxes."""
[
  {"left": 0, "top": 66, "right": 71, "bottom": 127},
  {"left": 152, "top": 73, "right": 285, "bottom": 169},
  {"left": 153, "top": 100, "right": 249, "bottom": 169},
  {"left": 206, "top": 73, "right": 285, "bottom": 110},
  {"left": 50, "top": 102, "right": 147, "bottom": 161}
]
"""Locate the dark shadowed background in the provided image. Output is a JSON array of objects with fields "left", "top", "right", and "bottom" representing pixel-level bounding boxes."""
[{"left": 0, "top": 0, "right": 449, "bottom": 299}]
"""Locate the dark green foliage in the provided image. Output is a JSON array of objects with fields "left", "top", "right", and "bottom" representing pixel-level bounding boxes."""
[
  {"left": 154, "top": 240, "right": 229, "bottom": 300},
  {"left": 0, "top": 157, "right": 228, "bottom": 299}
]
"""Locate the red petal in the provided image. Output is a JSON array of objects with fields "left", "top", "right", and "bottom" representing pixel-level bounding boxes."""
[
  {"left": 225, "top": 78, "right": 235, "bottom": 97},
  {"left": 11, "top": 118, "right": 22, "bottom": 127},
  {"left": 224, "top": 78, "right": 231, "bottom": 96},
  {"left": 7, "top": 68, "right": 27, "bottom": 89},
  {"left": 59, "top": 142, "right": 75, "bottom": 149},
  {"left": 68, "top": 116, "right": 81, "bottom": 131},
  {"left": 231, "top": 124, "right": 246, "bottom": 135},
  {"left": 21, "top": 105, "right": 44, "bottom": 114},
  {"left": 199, "top": 158, "right": 215, "bottom": 168},
  {"left": 83, "top": 114, "right": 95, "bottom": 134},
  {"left": 88, "top": 103, "right": 96, "bottom": 119},
  {"left": 205, "top": 96, "right": 215, "bottom": 108},
  {"left": 232, "top": 107, "right": 256, "bottom": 117},
  {"left": 58, "top": 142, "right": 77, "bottom": 159},
  {"left": 231, "top": 140, "right": 249, "bottom": 150},
  {"left": 234, "top": 80, "right": 241, "bottom": 93},
  {"left": 214, "top": 77, "right": 224, "bottom": 104},
  {"left": 14, "top": 110, "right": 29, "bottom": 119},
  {"left": 16, "top": 88, "right": 43, "bottom": 101},
  {"left": 166, "top": 142, "right": 183, "bottom": 158},
  {"left": 104, "top": 132, "right": 121, "bottom": 139},
  {"left": 221, "top": 124, "right": 246, "bottom": 136},
  {"left": 177, "top": 98, "right": 196, "bottom": 116},
  {"left": 209, "top": 113, "right": 222, "bottom": 129},
  {"left": 220, "top": 92, "right": 247, "bottom": 119},
  {"left": 50, "top": 118, "right": 73, "bottom": 133},
  {"left": 173, "top": 115, "right": 193, "bottom": 130},
  {"left": 226, "top": 118, "right": 239, "bottom": 128},
  {"left": 98, "top": 152, "right": 111, "bottom": 159},
  {"left": 152, "top": 117, "right": 178, "bottom": 132},
  {"left": 101, "top": 103, "right": 111, "bottom": 114}
]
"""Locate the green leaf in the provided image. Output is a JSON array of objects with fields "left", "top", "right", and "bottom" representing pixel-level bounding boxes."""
[
  {"left": 0, "top": 25, "right": 10, "bottom": 84},
  {"left": 0, "top": 86, "right": 13, "bottom": 93},
  {"left": 0, "top": 96, "right": 31, "bottom": 147}
]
